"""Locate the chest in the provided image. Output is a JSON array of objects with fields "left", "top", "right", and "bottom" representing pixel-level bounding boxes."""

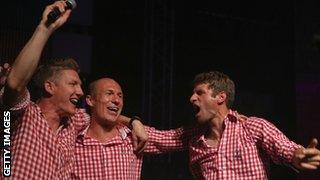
[
  {"left": 189, "top": 123, "right": 267, "bottom": 178},
  {"left": 74, "top": 137, "right": 143, "bottom": 179},
  {"left": 11, "top": 108, "right": 77, "bottom": 178}
]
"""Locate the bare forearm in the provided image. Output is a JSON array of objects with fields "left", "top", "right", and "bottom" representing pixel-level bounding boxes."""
[
  {"left": 3, "top": 25, "right": 52, "bottom": 106},
  {"left": 7, "top": 25, "right": 52, "bottom": 92},
  {"left": 3, "top": 1, "right": 71, "bottom": 106},
  {"left": 118, "top": 115, "right": 131, "bottom": 126}
]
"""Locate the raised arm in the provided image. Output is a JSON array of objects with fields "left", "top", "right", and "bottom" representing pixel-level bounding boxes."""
[{"left": 3, "top": 1, "right": 72, "bottom": 107}]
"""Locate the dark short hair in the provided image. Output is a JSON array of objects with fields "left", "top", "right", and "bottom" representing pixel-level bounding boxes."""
[
  {"left": 87, "top": 79, "right": 99, "bottom": 96},
  {"left": 192, "top": 71, "right": 235, "bottom": 108},
  {"left": 32, "top": 58, "right": 80, "bottom": 95}
]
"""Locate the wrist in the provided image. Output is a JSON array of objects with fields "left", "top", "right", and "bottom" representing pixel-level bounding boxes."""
[
  {"left": 129, "top": 116, "right": 141, "bottom": 129},
  {"left": 36, "top": 23, "right": 54, "bottom": 38}
]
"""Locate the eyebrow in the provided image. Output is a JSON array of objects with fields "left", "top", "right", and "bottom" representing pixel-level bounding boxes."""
[
  {"left": 74, "top": 80, "right": 82, "bottom": 86},
  {"left": 105, "top": 89, "right": 123, "bottom": 94}
]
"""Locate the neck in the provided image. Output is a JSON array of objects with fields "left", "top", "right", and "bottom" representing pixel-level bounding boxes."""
[
  {"left": 206, "top": 107, "right": 229, "bottom": 140},
  {"left": 87, "top": 117, "right": 118, "bottom": 143},
  {"left": 37, "top": 98, "right": 63, "bottom": 132}
]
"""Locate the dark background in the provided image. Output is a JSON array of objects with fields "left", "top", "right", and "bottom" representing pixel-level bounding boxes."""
[{"left": 1, "top": 0, "right": 320, "bottom": 179}]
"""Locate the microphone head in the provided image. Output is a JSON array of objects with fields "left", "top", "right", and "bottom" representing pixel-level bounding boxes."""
[{"left": 66, "top": 0, "right": 77, "bottom": 9}]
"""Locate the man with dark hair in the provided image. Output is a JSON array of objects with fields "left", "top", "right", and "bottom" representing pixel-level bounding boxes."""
[
  {"left": 188, "top": 71, "right": 320, "bottom": 179},
  {"left": 32, "top": 57, "right": 80, "bottom": 95},
  {"left": 0, "top": 1, "right": 147, "bottom": 179}
]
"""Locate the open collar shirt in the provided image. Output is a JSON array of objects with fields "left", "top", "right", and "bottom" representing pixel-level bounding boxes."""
[
  {"left": 1, "top": 90, "right": 89, "bottom": 179},
  {"left": 189, "top": 110, "right": 301, "bottom": 180},
  {"left": 72, "top": 125, "right": 196, "bottom": 180}
]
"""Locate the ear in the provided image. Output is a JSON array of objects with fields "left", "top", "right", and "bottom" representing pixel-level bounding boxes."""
[
  {"left": 217, "top": 91, "right": 227, "bottom": 104},
  {"left": 44, "top": 80, "right": 56, "bottom": 95},
  {"left": 86, "top": 95, "right": 94, "bottom": 107}
]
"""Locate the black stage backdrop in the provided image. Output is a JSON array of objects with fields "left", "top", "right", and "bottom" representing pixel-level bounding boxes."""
[{"left": 1, "top": 0, "right": 319, "bottom": 179}]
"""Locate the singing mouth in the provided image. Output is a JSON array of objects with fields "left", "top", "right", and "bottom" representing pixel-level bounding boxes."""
[
  {"left": 107, "top": 106, "right": 120, "bottom": 113},
  {"left": 70, "top": 98, "right": 79, "bottom": 106},
  {"left": 192, "top": 104, "right": 200, "bottom": 115}
]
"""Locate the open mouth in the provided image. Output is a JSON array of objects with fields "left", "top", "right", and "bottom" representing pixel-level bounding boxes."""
[
  {"left": 107, "top": 106, "right": 119, "bottom": 114},
  {"left": 70, "top": 98, "right": 79, "bottom": 106},
  {"left": 192, "top": 104, "right": 200, "bottom": 115}
]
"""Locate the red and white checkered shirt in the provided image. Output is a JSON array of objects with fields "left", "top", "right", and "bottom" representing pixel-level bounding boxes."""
[
  {"left": 1, "top": 90, "right": 89, "bottom": 179},
  {"left": 72, "top": 125, "right": 194, "bottom": 180},
  {"left": 189, "top": 110, "right": 301, "bottom": 180}
]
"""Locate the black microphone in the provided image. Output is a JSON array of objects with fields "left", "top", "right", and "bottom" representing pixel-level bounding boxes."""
[{"left": 46, "top": 0, "right": 77, "bottom": 26}]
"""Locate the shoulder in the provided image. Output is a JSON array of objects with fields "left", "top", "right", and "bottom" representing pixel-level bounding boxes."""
[
  {"left": 72, "top": 108, "right": 90, "bottom": 131},
  {"left": 241, "top": 116, "right": 284, "bottom": 140},
  {"left": 244, "top": 116, "right": 278, "bottom": 130}
]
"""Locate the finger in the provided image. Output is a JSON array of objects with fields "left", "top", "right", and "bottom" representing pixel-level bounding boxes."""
[
  {"left": 56, "top": 1, "right": 67, "bottom": 14},
  {"left": 136, "top": 140, "right": 147, "bottom": 154},
  {"left": 307, "top": 138, "right": 318, "bottom": 148},
  {"left": 305, "top": 155, "right": 320, "bottom": 162},
  {"left": 306, "top": 161, "right": 320, "bottom": 166},
  {"left": 132, "top": 132, "right": 138, "bottom": 150},
  {"left": 303, "top": 148, "right": 320, "bottom": 156},
  {"left": 58, "top": 10, "right": 71, "bottom": 23},
  {"left": 42, "top": 1, "right": 66, "bottom": 21},
  {"left": 137, "top": 143, "right": 147, "bottom": 154},
  {"left": 300, "top": 162, "right": 318, "bottom": 170}
]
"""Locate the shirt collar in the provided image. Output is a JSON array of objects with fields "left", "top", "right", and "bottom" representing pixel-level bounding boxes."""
[
  {"left": 77, "top": 124, "right": 131, "bottom": 144},
  {"left": 226, "top": 109, "right": 238, "bottom": 122},
  {"left": 194, "top": 109, "right": 239, "bottom": 143}
]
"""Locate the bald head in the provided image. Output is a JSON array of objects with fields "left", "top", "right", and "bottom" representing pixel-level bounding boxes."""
[
  {"left": 88, "top": 78, "right": 121, "bottom": 96},
  {"left": 86, "top": 77, "right": 124, "bottom": 125}
]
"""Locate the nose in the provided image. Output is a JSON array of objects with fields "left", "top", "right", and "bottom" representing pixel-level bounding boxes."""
[
  {"left": 76, "top": 85, "right": 84, "bottom": 97},
  {"left": 112, "top": 95, "right": 122, "bottom": 105},
  {"left": 190, "top": 93, "right": 197, "bottom": 104}
]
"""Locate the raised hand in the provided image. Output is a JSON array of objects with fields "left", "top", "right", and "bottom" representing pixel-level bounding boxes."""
[{"left": 40, "top": 0, "right": 72, "bottom": 31}]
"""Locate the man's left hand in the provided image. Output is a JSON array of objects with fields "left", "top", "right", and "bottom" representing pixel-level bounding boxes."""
[
  {"left": 131, "top": 120, "right": 148, "bottom": 154},
  {"left": 292, "top": 138, "right": 320, "bottom": 170}
]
